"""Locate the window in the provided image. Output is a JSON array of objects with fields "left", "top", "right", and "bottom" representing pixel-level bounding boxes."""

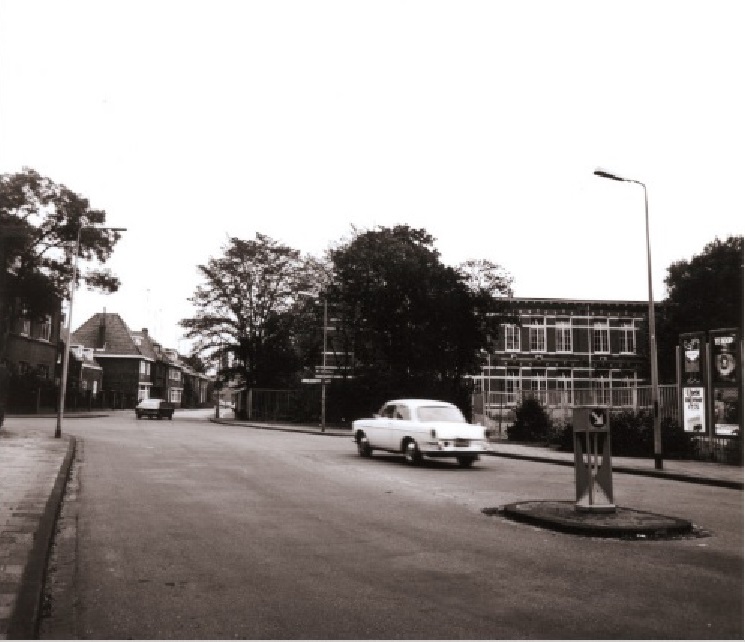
[
  {"left": 39, "top": 315, "right": 52, "bottom": 341},
  {"left": 169, "top": 368, "right": 181, "bottom": 382},
  {"left": 170, "top": 389, "right": 182, "bottom": 404},
  {"left": 555, "top": 321, "right": 572, "bottom": 353},
  {"left": 530, "top": 373, "right": 547, "bottom": 391},
  {"left": 18, "top": 360, "right": 30, "bottom": 374},
  {"left": 16, "top": 317, "right": 31, "bottom": 335},
  {"left": 528, "top": 318, "right": 546, "bottom": 352},
  {"left": 138, "top": 385, "right": 149, "bottom": 401},
  {"left": 593, "top": 320, "right": 610, "bottom": 353},
  {"left": 395, "top": 405, "right": 411, "bottom": 420},
  {"left": 139, "top": 361, "right": 151, "bottom": 376},
  {"left": 37, "top": 364, "right": 49, "bottom": 379},
  {"left": 619, "top": 323, "right": 635, "bottom": 354},
  {"left": 504, "top": 325, "right": 520, "bottom": 352}
]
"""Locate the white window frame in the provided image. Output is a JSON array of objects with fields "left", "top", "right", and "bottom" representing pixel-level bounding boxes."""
[
  {"left": 170, "top": 388, "right": 183, "bottom": 404},
  {"left": 555, "top": 321, "right": 572, "bottom": 353},
  {"left": 39, "top": 315, "right": 52, "bottom": 342},
  {"left": 169, "top": 368, "right": 181, "bottom": 382},
  {"left": 619, "top": 323, "right": 635, "bottom": 354},
  {"left": 503, "top": 325, "right": 520, "bottom": 352},
  {"left": 139, "top": 361, "right": 151, "bottom": 376},
  {"left": 529, "top": 318, "right": 546, "bottom": 353},
  {"left": 593, "top": 320, "right": 610, "bottom": 354}
]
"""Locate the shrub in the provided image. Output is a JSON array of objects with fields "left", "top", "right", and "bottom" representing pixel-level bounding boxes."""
[{"left": 507, "top": 397, "right": 553, "bottom": 443}]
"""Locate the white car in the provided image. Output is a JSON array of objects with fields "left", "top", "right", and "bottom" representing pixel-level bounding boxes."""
[{"left": 352, "top": 399, "right": 489, "bottom": 467}]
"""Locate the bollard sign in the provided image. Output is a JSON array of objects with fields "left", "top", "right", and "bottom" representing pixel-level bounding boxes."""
[{"left": 573, "top": 407, "right": 609, "bottom": 432}]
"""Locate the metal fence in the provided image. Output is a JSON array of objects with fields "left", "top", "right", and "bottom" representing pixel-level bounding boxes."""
[{"left": 479, "top": 385, "right": 680, "bottom": 424}]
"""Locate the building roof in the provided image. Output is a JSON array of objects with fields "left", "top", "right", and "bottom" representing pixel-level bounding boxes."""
[{"left": 72, "top": 312, "right": 143, "bottom": 355}]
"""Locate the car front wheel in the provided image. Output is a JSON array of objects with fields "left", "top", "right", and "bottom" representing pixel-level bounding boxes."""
[
  {"left": 457, "top": 456, "right": 477, "bottom": 468},
  {"left": 403, "top": 439, "right": 422, "bottom": 465},
  {"left": 356, "top": 433, "right": 372, "bottom": 457}
]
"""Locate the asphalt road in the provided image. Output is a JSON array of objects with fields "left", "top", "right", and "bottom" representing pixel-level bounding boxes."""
[{"left": 40, "top": 411, "right": 743, "bottom": 639}]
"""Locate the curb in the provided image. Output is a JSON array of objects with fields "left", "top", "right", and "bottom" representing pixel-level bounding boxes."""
[
  {"left": 491, "top": 501, "right": 695, "bottom": 539},
  {"left": 7, "top": 436, "right": 77, "bottom": 640},
  {"left": 211, "top": 419, "right": 743, "bottom": 490},
  {"left": 483, "top": 451, "right": 744, "bottom": 491}
]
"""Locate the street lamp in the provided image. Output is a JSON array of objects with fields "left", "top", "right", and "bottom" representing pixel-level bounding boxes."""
[
  {"left": 298, "top": 290, "right": 328, "bottom": 432},
  {"left": 56, "top": 225, "right": 126, "bottom": 438},
  {"left": 594, "top": 167, "right": 662, "bottom": 469}
]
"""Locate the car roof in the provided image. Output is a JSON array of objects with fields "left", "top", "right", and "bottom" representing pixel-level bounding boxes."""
[{"left": 384, "top": 399, "right": 457, "bottom": 408}]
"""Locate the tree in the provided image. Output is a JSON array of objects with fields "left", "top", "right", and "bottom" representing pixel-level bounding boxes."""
[
  {"left": 0, "top": 168, "right": 122, "bottom": 361},
  {"left": 180, "top": 233, "right": 318, "bottom": 408},
  {"left": 657, "top": 235, "right": 743, "bottom": 382},
  {"left": 328, "top": 225, "right": 497, "bottom": 394}
]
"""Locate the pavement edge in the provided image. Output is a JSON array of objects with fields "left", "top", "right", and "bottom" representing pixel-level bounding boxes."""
[{"left": 7, "top": 436, "right": 77, "bottom": 640}]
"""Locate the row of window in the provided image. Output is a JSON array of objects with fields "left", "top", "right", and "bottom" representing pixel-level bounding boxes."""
[
  {"left": 502, "top": 321, "right": 636, "bottom": 354},
  {"left": 14, "top": 315, "right": 53, "bottom": 342},
  {"left": 14, "top": 361, "right": 50, "bottom": 378},
  {"left": 138, "top": 360, "right": 182, "bottom": 383}
]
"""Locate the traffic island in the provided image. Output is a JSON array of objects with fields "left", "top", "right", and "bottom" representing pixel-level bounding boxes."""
[{"left": 483, "top": 501, "right": 697, "bottom": 540}]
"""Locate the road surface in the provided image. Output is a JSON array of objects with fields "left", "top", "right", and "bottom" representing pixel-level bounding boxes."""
[{"left": 39, "top": 411, "right": 743, "bottom": 639}]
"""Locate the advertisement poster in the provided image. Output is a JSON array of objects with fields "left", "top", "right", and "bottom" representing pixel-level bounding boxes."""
[
  {"left": 680, "top": 332, "right": 705, "bottom": 385},
  {"left": 710, "top": 330, "right": 740, "bottom": 385},
  {"left": 682, "top": 387, "right": 706, "bottom": 433},
  {"left": 714, "top": 387, "right": 740, "bottom": 436}
]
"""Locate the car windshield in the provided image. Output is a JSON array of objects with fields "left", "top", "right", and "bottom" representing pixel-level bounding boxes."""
[
  {"left": 139, "top": 399, "right": 160, "bottom": 408},
  {"left": 416, "top": 406, "right": 465, "bottom": 423}
]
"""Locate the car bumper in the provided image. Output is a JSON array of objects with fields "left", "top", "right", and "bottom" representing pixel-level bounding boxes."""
[{"left": 420, "top": 442, "right": 490, "bottom": 457}]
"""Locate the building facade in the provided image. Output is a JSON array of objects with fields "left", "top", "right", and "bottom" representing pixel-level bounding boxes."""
[{"left": 477, "top": 297, "right": 651, "bottom": 413}]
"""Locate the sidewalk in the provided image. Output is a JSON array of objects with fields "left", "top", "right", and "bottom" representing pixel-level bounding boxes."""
[
  {"left": 0, "top": 424, "right": 76, "bottom": 640},
  {"left": 212, "top": 417, "right": 744, "bottom": 490}
]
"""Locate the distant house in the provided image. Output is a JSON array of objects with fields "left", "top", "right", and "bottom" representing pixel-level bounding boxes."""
[
  {"left": 72, "top": 312, "right": 155, "bottom": 408},
  {"left": 72, "top": 312, "right": 214, "bottom": 409}
]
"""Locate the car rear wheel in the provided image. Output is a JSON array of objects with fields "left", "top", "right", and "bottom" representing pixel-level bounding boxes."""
[
  {"left": 403, "top": 439, "right": 422, "bottom": 465},
  {"left": 356, "top": 433, "right": 372, "bottom": 457},
  {"left": 457, "top": 455, "right": 477, "bottom": 468}
]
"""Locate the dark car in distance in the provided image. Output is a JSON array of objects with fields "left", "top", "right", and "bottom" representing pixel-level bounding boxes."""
[{"left": 135, "top": 398, "right": 175, "bottom": 420}]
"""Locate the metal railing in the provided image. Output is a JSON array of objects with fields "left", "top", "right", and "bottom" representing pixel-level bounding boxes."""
[{"left": 478, "top": 385, "right": 681, "bottom": 424}]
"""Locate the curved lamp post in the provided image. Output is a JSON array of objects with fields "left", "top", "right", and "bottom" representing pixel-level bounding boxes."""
[
  {"left": 56, "top": 225, "right": 126, "bottom": 438},
  {"left": 594, "top": 168, "right": 662, "bottom": 469}
]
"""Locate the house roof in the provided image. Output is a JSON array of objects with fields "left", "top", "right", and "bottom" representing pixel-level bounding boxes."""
[{"left": 72, "top": 312, "right": 142, "bottom": 355}]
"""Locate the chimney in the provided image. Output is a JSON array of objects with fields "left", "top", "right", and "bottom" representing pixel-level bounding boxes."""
[
  {"left": 142, "top": 328, "right": 148, "bottom": 337},
  {"left": 97, "top": 312, "right": 106, "bottom": 349}
]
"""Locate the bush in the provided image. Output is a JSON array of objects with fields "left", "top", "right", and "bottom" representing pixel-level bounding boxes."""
[{"left": 507, "top": 397, "right": 553, "bottom": 443}]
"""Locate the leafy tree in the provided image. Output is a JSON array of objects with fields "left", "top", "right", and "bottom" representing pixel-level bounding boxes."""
[
  {"left": 0, "top": 168, "right": 122, "bottom": 361},
  {"left": 657, "top": 235, "right": 743, "bottom": 382},
  {"left": 180, "top": 233, "right": 318, "bottom": 409},
  {"left": 457, "top": 259, "right": 513, "bottom": 299},
  {"left": 327, "top": 225, "right": 503, "bottom": 395}
]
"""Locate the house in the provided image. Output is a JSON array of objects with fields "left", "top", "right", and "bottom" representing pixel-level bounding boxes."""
[
  {"left": 71, "top": 312, "right": 155, "bottom": 408},
  {"left": 2, "top": 297, "right": 63, "bottom": 412},
  {"left": 72, "top": 312, "right": 214, "bottom": 409}
]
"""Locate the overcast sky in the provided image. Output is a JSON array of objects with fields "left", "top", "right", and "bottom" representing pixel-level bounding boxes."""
[{"left": 1, "top": 0, "right": 742, "bottom": 351}]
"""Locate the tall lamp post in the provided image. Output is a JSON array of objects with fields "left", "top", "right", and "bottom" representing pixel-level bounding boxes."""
[
  {"left": 593, "top": 168, "right": 662, "bottom": 469},
  {"left": 56, "top": 225, "right": 126, "bottom": 438}
]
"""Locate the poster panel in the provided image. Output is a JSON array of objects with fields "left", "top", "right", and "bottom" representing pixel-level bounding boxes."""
[
  {"left": 710, "top": 329, "right": 740, "bottom": 385},
  {"left": 713, "top": 387, "right": 740, "bottom": 436},
  {"left": 680, "top": 332, "right": 706, "bottom": 386},
  {"left": 682, "top": 386, "right": 706, "bottom": 433}
]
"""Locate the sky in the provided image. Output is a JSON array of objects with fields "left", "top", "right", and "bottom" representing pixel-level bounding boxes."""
[{"left": 1, "top": 0, "right": 743, "bottom": 352}]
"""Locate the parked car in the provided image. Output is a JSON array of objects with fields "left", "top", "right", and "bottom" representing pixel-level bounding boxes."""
[
  {"left": 135, "top": 398, "right": 175, "bottom": 420},
  {"left": 352, "top": 399, "right": 489, "bottom": 467}
]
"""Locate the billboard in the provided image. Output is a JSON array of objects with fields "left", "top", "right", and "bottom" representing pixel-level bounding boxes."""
[{"left": 709, "top": 329, "right": 742, "bottom": 437}]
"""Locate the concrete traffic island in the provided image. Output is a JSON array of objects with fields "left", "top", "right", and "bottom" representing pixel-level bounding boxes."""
[{"left": 483, "top": 501, "right": 697, "bottom": 539}]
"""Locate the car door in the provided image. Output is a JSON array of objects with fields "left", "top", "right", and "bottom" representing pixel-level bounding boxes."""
[
  {"left": 367, "top": 403, "right": 394, "bottom": 449},
  {"left": 391, "top": 403, "right": 414, "bottom": 450}
]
